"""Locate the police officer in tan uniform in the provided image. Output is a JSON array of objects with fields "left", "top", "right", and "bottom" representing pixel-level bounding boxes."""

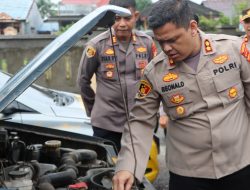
[
  {"left": 241, "top": 8, "right": 250, "bottom": 62},
  {"left": 77, "top": 0, "right": 157, "bottom": 151},
  {"left": 113, "top": 0, "right": 250, "bottom": 190}
]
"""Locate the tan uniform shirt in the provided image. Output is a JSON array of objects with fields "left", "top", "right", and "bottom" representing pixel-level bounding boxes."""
[
  {"left": 116, "top": 32, "right": 250, "bottom": 181},
  {"left": 77, "top": 29, "right": 156, "bottom": 133}
]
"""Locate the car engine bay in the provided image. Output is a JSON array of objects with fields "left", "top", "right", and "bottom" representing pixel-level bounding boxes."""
[{"left": 0, "top": 123, "right": 117, "bottom": 190}]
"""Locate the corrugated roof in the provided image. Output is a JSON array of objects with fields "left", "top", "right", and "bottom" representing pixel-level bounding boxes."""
[{"left": 0, "top": 0, "right": 34, "bottom": 20}]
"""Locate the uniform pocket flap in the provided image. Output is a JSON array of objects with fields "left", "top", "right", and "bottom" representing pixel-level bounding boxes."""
[{"left": 213, "top": 70, "right": 240, "bottom": 92}]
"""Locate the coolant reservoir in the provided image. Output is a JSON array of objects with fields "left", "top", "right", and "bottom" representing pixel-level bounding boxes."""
[{"left": 5, "top": 170, "right": 33, "bottom": 190}]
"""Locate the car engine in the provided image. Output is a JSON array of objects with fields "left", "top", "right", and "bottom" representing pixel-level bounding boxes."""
[{"left": 0, "top": 126, "right": 116, "bottom": 190}]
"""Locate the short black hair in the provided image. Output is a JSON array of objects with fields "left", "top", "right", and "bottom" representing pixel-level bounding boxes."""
[
  {"left": 193, "top": 14, "right": 199, "bottom": 24},
  {"left": 148, "top": 0, "right": 193, "bottom": 30},
  {"left": 109, "top": 0, "right": 136, "bottom": 9}
]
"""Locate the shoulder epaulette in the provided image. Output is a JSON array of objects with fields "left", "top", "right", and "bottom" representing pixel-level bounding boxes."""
[
  {"left": 210, "top": 34, "right": 240, "bottom": 41},
  {"left": 144, "top": 52, "right": 166, "bottom": 74},
  {"left": 91, "top": 30, "right": 110, "bottom": 44}
]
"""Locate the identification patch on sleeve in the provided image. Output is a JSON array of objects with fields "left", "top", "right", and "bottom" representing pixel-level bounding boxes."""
[
  {"left": 137, "top": 80, "right": 152, "bottom": 99},
  {"left": 86, "top": 45, "right": 96, "bottom": 58}
]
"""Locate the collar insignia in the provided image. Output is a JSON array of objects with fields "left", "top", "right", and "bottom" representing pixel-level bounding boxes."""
[
  {"left": 112, "top": 35, "right": 117, "bottom": 43},
  {"left": 152, "top": 42, "right": 158, "bottom": 57},
  {"left": 204, "top": 39, "right": 213, "bottom": 53},
  {"left": 163, "top": 72, "right": 178, "bottom": 82},
  {"left": 132, "top": 34, "right": 137, "bottom": 42},
  {"left": 169, "top": 58, "right": 175, "bottom": 66},
  {"left": 213, "top": 55, "right": 229, "bottom": 64}
]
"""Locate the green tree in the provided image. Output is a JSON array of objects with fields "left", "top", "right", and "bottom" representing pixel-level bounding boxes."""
[
  {"left": 199, "top": 16, "right": 218, "bottom": 32},
  {"left": 36, "top": 0, "right": 56, "bottom": 18},
  {"left": 136, "top": 0, "right": 152, "bottom": 12},
  {"left": 218, "top": 14, "right": 230, "bottom": 26},
  {"left": 232, "top": 1, "right": 248, "bottom": 26}
]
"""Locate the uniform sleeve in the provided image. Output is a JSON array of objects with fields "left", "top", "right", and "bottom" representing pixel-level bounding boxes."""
[
  {"left": 115, "top": 75, "right": 161, "bottom": 182},
  {"left": 77, "top": 43, "right": 99, "bottom": 117}
]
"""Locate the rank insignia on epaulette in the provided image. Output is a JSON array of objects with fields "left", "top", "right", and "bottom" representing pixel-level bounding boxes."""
[
  {"left": 86, "top": 46, "right": 96, "bottom": 58},
  {"left": 228, "top": 87, "right": 237, "bottom": 98},
  {"left": 137, "top": 80, "right": 152, "bottom": 99},
  {"left": 171, "top": 94, "right": 185, "bottom": 104},
  {"left": 105, "top": 48, "right": 114, "bottom": 55},
  {"left": 176, "top": 106, "right": 185, "bottom": 115},
  {"left": 213, "top": 55, "right": 228, "bottom": 64},
  {"left": 204, "top": 39, "right": 213, "bottom": 53},
  {"left": 163, "top": 72, "right": 178, "bottom": 82}
]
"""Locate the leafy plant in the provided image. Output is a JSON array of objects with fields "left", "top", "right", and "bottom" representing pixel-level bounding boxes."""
[
  {"left": 199, "top": 16, "right": 218, "bottom": 31},
  {"left": 36, "top": 0, "right": 56, "bottom": 18},
  {"left": 136, "top": 0, "right": 152, "bottom": 12}
]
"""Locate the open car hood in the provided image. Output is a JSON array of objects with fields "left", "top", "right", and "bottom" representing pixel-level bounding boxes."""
[{"left": 0, "top": 5, "right": 130, "bottom": 112}]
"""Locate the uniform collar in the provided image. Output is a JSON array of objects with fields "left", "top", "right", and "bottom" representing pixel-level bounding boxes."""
[{"left": 107, "top": 29, "right": 139, "bottom": 46}]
